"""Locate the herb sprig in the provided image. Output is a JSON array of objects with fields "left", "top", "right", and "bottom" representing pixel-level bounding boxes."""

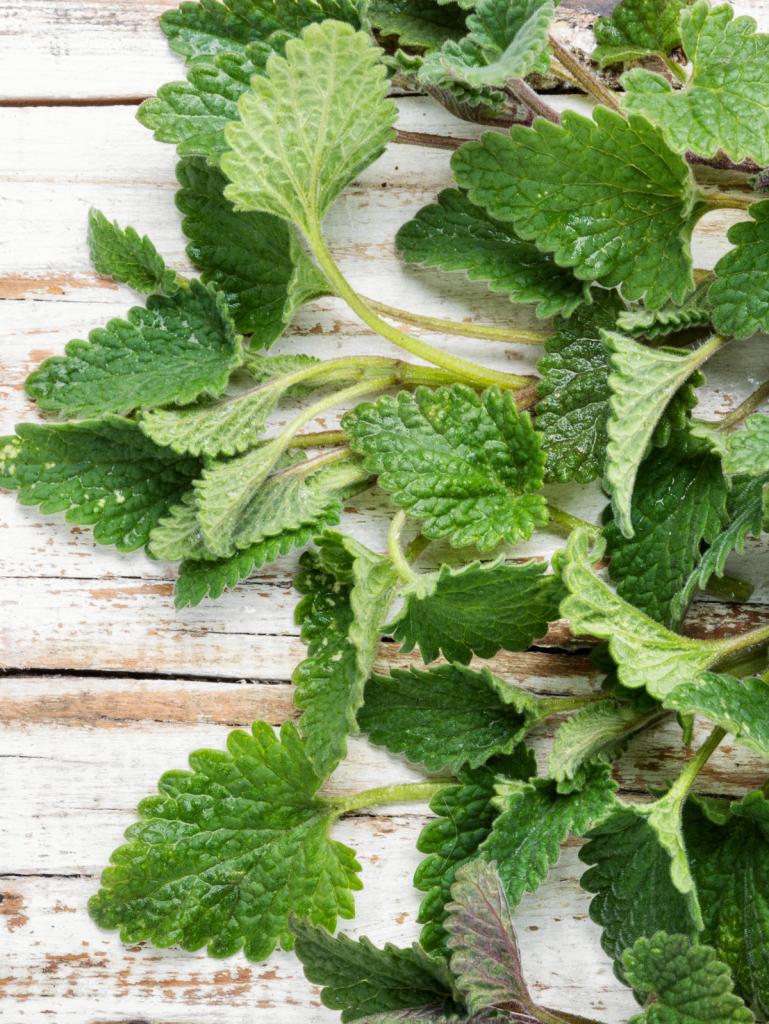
[{"left": 5, "top": 0, "right": 769, "bottom": 1019}]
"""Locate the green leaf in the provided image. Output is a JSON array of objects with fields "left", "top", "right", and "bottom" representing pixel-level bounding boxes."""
[
  {"left": 480, "top": 763, "right": 618, "bottom": 912},
  {"left": 444, "top": 859, "right": 532, "bottom": 1016},
  {"left": 197, "top": 448, "right": 370, "bottom": 558},
  {"left": 665, "top": 673, "right": 769, "bottom": 760},
  {"left": 246, "top": 353, "right": 322, "bottom": 393},
  {"left": 604, "top": 431, "right": 728, "bottom": 626},
  {"left": 368, "top": 0, "right": 468, "bottom": 49},
  {"left": 548, "top": 700, "right": 662, "bottom": 795},
  {"left": 221, "top": 21, "right": 397, "bottom": 237},
  {"left": 343, "top": 384, "right": 547, "bottom": 551},
  {"left": 603, "top": 330, "right": 713, "bottom": 538},
  {"left": 289, "top": 916, "right": 462, "bottom": 1023},
  {"left": 723, "top": 415, "right": 769, "bottom": 476},
  {"left": 419, "top": 0, "right": 554, "bottom": 91},
  {"left": 670, "top": 472, "right": 768, "bottom": 628},
  {"left": 617, "top": 277, "right": 714, "bottom": 339},
  {"left": 159, "top": 0, "right": 362, "bottom": 63},
  {"left": 534, "top": 292, "right": 624, "bottom": 485},
  {"left": 451, "top": 106, "right": 701, "bottom": 309},
  {"left": 395, "top": 188, "right": 587, "bottom": 320},
  {"left": 579, "top": 804, "right": 699, "bottom": 991},
  {"left": 385, "top": 557, "right": 564, "bottom": 666},
  {"left": 24, "top": 280, "right": 244, "bottom": 420},
  {"left": 292, "top": 529, "right": 397, "bottom": 778},
  {"left": 622, "top": 1, "right": 769, "bottom": 166},
  {"left": 0, "top": 417, "right": 201, "bottom": 553},
  {"left": 415, "top": 751, "right": 537, "bottom": 957},
  {"left": 593, "top": 0, "right": 689, "bottom": 65},
  {"left": 87, "top": 209, "right": 180, "bottom": 296},
  {"left": 622, "top": 932, "right": 753, "bottom": 1024},
  {"left": 357, "top": 663, "right": 544, "bottom": 773},
  {"left": 711, "top": 200, "right": 769, "bottom": 340},
  {"left": 88, "top": 720, "right": 362, "bottom": 960},
  {"left": 561, "top": 530, "right": 732, "bottom": 700},
  {"left": 684, "top": 791, "right": 769, "bottom": 1016},
  {"left": 176, "top": 157, "right": 331, "bottom": 344}
]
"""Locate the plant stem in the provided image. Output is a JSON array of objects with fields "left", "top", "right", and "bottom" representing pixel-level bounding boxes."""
[
  {"left": 394, "top": 129, "right": 467, "bottom": 151},
  {"left": 388, "top": 510, "right": 416, "bottom": 584},
  {"left": 539, "top": 694, "right": 613, "bottom": 715},
  {"left": 661, "top": 55, "right": 689, "bottom": 84},
  {"left": 404, "top": 532, "right": 431, "bottom": 564},
  {"left": 505, "top": 79, "right": 561, "bottom": 124},
  {"left": 267, "top": 445, "right": 353, "bottom": 481},
  {"left": 362, "top": 297, "right": 550, "bottom": 347},
  {"left": 547, "top": 504, "right": 602, "bottom": 540},
  {"left": 699, "top": 190, "right": 760, "bottom": 210},
  {"left": 715, "top": 621, "right": 769, "bottom": 665},
  {"left": 332, "top": 781, "right": 452, "bottom": 815},
  {"left": 718, "top": 378, "right": 769, "bottom": 430},
  {"left": 547, "top": 34, "right": 624, "bottom": 114},
  {"left": 702, "top": 572, "right": 754, "bottom": 604},
  {"left": 307, "top": 228, "right": 535, "bottom": 392},
  {"left": 667, "top": 725, "right": 727, "bottom": 804},
  {"left": 288, "top": 429, "right": 349, "bottom": 448}
]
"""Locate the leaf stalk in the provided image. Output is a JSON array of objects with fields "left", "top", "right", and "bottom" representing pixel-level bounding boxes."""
[
  {"left": 361, "top": 296, "right": 550, "bottom": 347},
  {"left": 331, "top": 781, "right": 452, "bottom": 815},
  {"left": 546, "top": 35, "right": 624, "bottom": 115},
  {"left": 546, "top": 505, "right": 601, "bottom": 540}
]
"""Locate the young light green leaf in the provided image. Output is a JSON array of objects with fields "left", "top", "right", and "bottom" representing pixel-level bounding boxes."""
[
  {"left": 196, "top": 448, "right": 370, "bottom": 558},
  {"left": 343, "top": 384, "right": 547, "bottom": 551},
  {"left": 357, "top": 664, "right": 544, "bottom": 774},
  {"left": 622, "top": 932, "right": 753, "bottom": 1024},
  {"left": 385, "top": 557, "right": 565, "bottom": 666},
  {"left": 87, "top": 209, "right": 180, "bottom": 296},
  {"left": 368, "top": 0, "right": 468, "bottom": 49},
  {"left": 24, "top": 281, "right": 244, "bottom": 420},
  {"left": 710, "top": 201, "right": 769, "bottom": 340},
  {"left": 176, "top": 157, "right": 331, "bottom": 343},
  {"left": 579, "top": 804, "right": 699, "bottom": 991},
  {"left": 247, "top": 353, "right": 322, "bottom": 392},
  {"left": 221, "top": 21, "right": 397, "bottom": 236},
  {"left": 548, "top": 701, "right": 664, "bottom": 795},
  {"left": 534, "top": 292, "right": 624, "bottom": 485},
  {"left": 148, "top": 490, "right": 210, "bottom": 563},
  {"left": 617, "top": 277, "right": 714, "bottom": 339},
  {"left": 395, "top": 188, "right": 587, "bottom": 320},
  {"left": 622, "top": 1, "right": 769, "bottom": 166},
  {"left": 722, "top": 415, "right": 769, "bottom": 476},
  {"left": 480, "top": 764, "right": 618, "bottom": 912},
  {"left": 289, "top": 915, "right": 462, "bottom": 1023},
  {"left": 670, "top": 472, "right": 768, "bottom": 628},
  {"left": 444, "top": 859, "right": 532, "bottom": 1017},
  {"left": 685, "top": 791, "right": 769, "bottom": 1016},
  {"left": 419, "top": 0, "right": 554, "bottom": 91},
  {"left": 88, "top": 720, "right": 363, "bottom": 960},
  {"left": 415, "top": 750, "right": 537, "bottom": 957},
  {"left": 604, "top": 431, "right": 728, "bottom": 626},
  {"left": 451, "top": 106, "right": 702, "bottom": 309},
  {"left": 0, "top": 418, "right": 201, "bottom": 553},
  {"left": 159, "top": 0, "right": 362, "bottom": 63},
  {"left": 603, "top": 330, "right": 717, "bottom": 538},
  {"left": 561, "top": 530, "right": 731, "bottom": 699},
  {"left": 593, "top": 0, "right": 689, "bottom": 65},
  {"left": 665, "top": 673, "right": 769, "bottom": 760}
]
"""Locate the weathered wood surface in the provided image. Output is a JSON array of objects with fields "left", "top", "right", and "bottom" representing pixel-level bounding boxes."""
[{"left": 3, "top": 2, "right": 769, "bottom": 1022}]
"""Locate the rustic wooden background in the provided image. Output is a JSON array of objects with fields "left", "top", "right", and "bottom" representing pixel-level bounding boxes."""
[{"left": 3, "top": 2, "right": 769, "bottom": 1021}]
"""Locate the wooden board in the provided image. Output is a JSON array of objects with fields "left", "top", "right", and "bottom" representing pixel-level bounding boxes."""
[{"left": 3, "top": 3, "right": 769, "bottom": 1022}]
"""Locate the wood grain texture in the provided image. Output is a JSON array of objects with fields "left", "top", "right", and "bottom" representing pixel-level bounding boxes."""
[{"left": 4, "top": 3, "right": 769, "bottom": 1022}]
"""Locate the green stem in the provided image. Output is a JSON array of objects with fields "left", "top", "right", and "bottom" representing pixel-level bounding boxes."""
[
  {"left": 661, "top": 55, "right": 689, "bottom": 84},
  {"left": 718, "top": 378, "right": 769, "bottom": 431},
  {"left": 539, "top": 693, "right": 612, "bottom": 715},
  {"left": 394, "top": 129, "right": 467, "bottom": 151},
  {"left": 667, "top": 725, "right": 727, "bottom": 804},
  {"left": 547, "top": 504, "right": 602, "bottom": 541},
  {"left": 362, "top": 296, "right": 550, "bottom": 347},
  {"left": 388, "top": 510, "right": 416, "bottom": 585},
  {"left": 404, "top": 532, "right": 431, "bottom": 565},
  {"left": 287, "top": 429, "right": 349, "bottom": 448},
  {"left": 332, "top": 781, "right": 452, "bottom": 815},
  {"left": 504, "top": 79, "right": 561, "bottom": 125},
  {"left": 702, "top": 572, "right": 754, "bottom": 604},
  {"left": 267, "top": 445, "right": 353, "bottom": 480},
  {"left": 699, "top": 190, "right": 760, "bottom": 210},
  {"left": 714, "top": 621, "right": 769, "bottom": 665},
  {"left": 308, "top": 228, "right": 536, "bottom": 392},
  {"left": 547, "top": 34, "right": 624, "bottom": 114}
]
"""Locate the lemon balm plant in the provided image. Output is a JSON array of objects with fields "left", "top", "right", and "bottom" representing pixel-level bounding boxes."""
[{"left": 5, "top": 0, "right": 769, "bottom": 1019}]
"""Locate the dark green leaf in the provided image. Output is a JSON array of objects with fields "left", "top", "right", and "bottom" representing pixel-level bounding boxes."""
[
  {"left": 415, "top": 751, "right": 536, "bottom": 957},
  {"left": 0, "top": 417, "right": 201, "bottom": 553},
  {"left": 451, "top": 106, "right": 701, "bottom": 309},
  {"left": 343, "top": 384, "right": 547, "bottom": 551},
  {"left": 175, "top": 157, "right": 331, "bottom": 343},
  {"left": 357, "top": 663, "right": 545, "bottom": 773},
  {"left": 87, "top": 208, "right": 180, "bottom": 296},
  {"left": 368, "top": 0, "right": 468, "bottom": 49},
  {"left": 395, "top": 188, "right": 587, "bottom": 320},
  {"left": 665, "top": 673, "right": 769, "bottom": 760},
  {"left": 386, "top": 557, "right": 565, "bottom": 666},
  {"left": 593, "top": 0, "right": 689, "bottom": 65},
  {"left": 711, "top": 201, "right": 769, "bottom": 340},
  {"left": 617, "top": 276, "right": 714, "bottom": 339},
  {"left": 88, "top": 720, "right": 362, "bottom": 960},
  {"left": 24, "top": 280, "right": 243, "bottom": 419}
]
